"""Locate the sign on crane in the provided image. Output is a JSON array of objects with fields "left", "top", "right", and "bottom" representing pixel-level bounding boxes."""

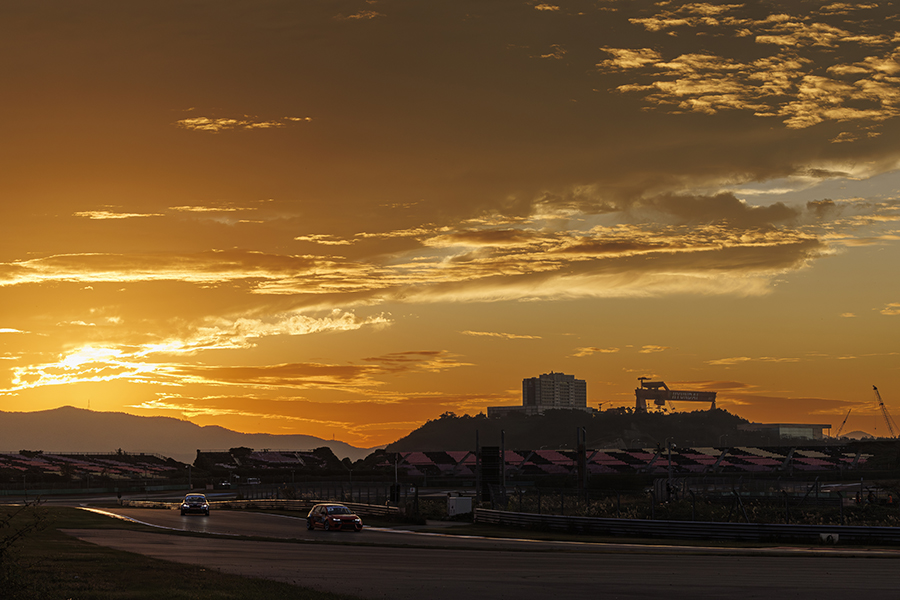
[{"left": 873, "top": 385, "right": 899, "bottom": 439}]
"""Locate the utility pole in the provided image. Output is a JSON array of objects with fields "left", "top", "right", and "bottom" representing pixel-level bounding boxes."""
[
  {"left": 577, "top": 427, "right": 587, "bottom": 493},
  {"left": 666, "top": 438, "right": 674, "bottom": 500},
  {"left": 475, "top": 430, "right": 481, "bottom": 503},
  {"left": 501, "top": 430, "right": 506, "bottom": 500}
]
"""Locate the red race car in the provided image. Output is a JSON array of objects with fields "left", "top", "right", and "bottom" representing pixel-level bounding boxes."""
[{"left": 307, "top": 503, "right": 363, "bottom": 532}]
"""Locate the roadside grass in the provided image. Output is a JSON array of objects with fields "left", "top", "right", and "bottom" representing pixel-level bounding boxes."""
[{"left": 4, "top": 507, "right": 362, "bottom": 600}]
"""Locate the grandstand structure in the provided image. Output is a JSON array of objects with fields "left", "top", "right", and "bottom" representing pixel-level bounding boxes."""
[
  {"left": 380, "top": 446, "right": 869, "bottom": 480},
  {"left": 0, "top": 451, "right": 179, "bottom": 481},
  {"left": 0, "top": 446, "right": 874, "bottom": 491},
  {"left": 194, "top": 449, "right": 334, "bottom": 472}
]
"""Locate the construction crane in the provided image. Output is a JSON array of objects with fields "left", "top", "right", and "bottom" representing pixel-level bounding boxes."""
[
  {"left": 873, "top": 385, "right": 899, "bottom": 439},
  {"left": 835, "top": 409, "right": 851, "bottom": 438}
]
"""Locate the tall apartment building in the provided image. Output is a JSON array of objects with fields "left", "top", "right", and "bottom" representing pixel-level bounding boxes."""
[
  {"left": 523, "top": 372, "right": 587, "bottom": 411},
  {"left": 488, "top": 371, "right": 590, "bottom": 417}
]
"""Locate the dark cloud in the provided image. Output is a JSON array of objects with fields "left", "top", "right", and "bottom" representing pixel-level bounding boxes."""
[
  {"left": 554, "top": 240, "right": 670, "bottom": 255},
  {"left": 438, "top": 229, "right": 537, "bottom": 246},
  {"left": 364, "top": 351, "right": 445, "bottom": 364},
  {"left": 677, "top": 380, "right": 755, "bottom": 392},
  {"left": 719, "top": 392, "right": 868, "bottom": 424},
  {"left": 176, "top": 362, "right": 379, "bottom": 388},
  {"left": 363, "top": 351, "right": 472, "bottom": 373},
  {"left": 174, "top": 351, "right": 471, "bottom": 389},
  {"left": 807, "top": 199, "right": 839, "bottom": 218},
  {"left": 636, "top": 193, "right": 801, "bottom": 228}
]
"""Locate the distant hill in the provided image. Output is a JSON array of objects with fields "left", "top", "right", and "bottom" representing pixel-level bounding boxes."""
[
  {"left": 385, "top": 408, "right": 774, "bottom": 452},
  {"left": 0, "top": 407, "right": 378, "bottom": 463}
]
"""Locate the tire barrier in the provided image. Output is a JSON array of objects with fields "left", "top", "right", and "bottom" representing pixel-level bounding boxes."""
[
  {"left": 474, "top": 508, "right": 900, "bottom": 545},
  {"left": 124, "top": 498, "right": 401, "bottom": 518}
]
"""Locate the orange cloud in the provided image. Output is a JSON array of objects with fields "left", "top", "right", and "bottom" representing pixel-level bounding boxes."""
[
  {"left": 462, "top": 331, "right": 541, "bottom": 340},
  {"left": 176, "top": 115, "right": 312, "bottom": 132},
  {"left": 571, "top": 347, "right": 619, "bottom": 357}
]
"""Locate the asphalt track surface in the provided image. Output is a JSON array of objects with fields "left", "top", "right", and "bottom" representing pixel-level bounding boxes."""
[{"left": 67, "top": 507, "right": 900, "bottom": 600}]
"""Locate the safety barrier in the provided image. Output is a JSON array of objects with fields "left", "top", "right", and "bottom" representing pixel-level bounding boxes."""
[
  {"left": 124, "top": 498, "right": 401, "bottom": 518},
  {"left": 474, "top": 508, "right": 900, "bottom": 545}
]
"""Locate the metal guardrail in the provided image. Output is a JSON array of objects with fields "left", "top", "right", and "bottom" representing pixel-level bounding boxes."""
[
  {"left": 474, "top": 508, "right": 900, "bottom": 545},
  {"left": 124, "top": 498, "right": 401, "bottom": 518},
  {"left": 220, "top": 499, "right": 402, "bottom": 518}
]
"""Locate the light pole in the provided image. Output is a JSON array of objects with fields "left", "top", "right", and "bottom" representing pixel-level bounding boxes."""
[
  {"left": 343, "top": 462, "right": 354, "bottom": 485},
  {"left": 342, "top": 462, "right": 355, "bottom": 502},
  {"left": 666, "top": 438, "right": 672, "bottom": 477}
]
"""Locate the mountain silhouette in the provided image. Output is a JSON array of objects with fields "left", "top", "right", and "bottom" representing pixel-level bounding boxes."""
[{"left": 0, "top": 406, "right": 376, "bottom": 463}]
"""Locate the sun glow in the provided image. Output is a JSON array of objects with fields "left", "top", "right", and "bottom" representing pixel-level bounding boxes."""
[{"left": 2, "top": 1, "right": 900, "bottom": 447}]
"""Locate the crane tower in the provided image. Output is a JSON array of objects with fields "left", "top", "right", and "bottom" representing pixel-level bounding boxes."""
[{"left": 874, "top": 385, "right": 899, "bottom": 439}]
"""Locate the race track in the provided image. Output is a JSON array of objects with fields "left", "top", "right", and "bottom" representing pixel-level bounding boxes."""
[{"left": 66, "top": 507, "right": 900, "bottom": 600}]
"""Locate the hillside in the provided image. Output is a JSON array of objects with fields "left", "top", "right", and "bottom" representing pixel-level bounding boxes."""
[
  {"left": 0, "top": 407, "right": 376, "bottom": 463},
  {"left": 385, "top": 408, "right": 776, "bottom": 452}
]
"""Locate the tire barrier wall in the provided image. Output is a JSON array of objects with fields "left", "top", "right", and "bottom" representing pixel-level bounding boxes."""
[
  {"left": 124, "top": 498, "right": 401, "bottom": 518},
  {"left": 474, "top": 508, "right": 900, "bottom": 545}
]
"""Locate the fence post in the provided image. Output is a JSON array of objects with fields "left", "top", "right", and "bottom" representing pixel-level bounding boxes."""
[
  {"left": 650, "top": 491, "right": 655, "bottom": 520},
  {"left": 733, "top": 489, "right": 750, "bottom": 523},
  {"left": 537, "top": 488, "right": 542, "bottom": 515}
]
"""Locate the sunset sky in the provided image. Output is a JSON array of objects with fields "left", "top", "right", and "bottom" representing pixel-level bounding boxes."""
[{"left": 3, "top": 1, "right": 900, "bottom": 448}]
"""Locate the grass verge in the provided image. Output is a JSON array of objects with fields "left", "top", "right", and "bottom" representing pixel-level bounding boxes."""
[{"left": 4, "top": 507, "right": 363, "bottom": 600}]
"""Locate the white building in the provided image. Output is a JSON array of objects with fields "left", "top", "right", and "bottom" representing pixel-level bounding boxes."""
[{"left": 488, "top": 372, "right": 591, "bottom": 417}]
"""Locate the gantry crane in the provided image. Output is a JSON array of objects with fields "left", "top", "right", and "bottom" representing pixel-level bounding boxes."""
[
  {"left": 873, "top": 385, "right": 899, "bottom": 439},
  {"left": 635, "top": 379, "right": 717, "bottom": 412}
]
